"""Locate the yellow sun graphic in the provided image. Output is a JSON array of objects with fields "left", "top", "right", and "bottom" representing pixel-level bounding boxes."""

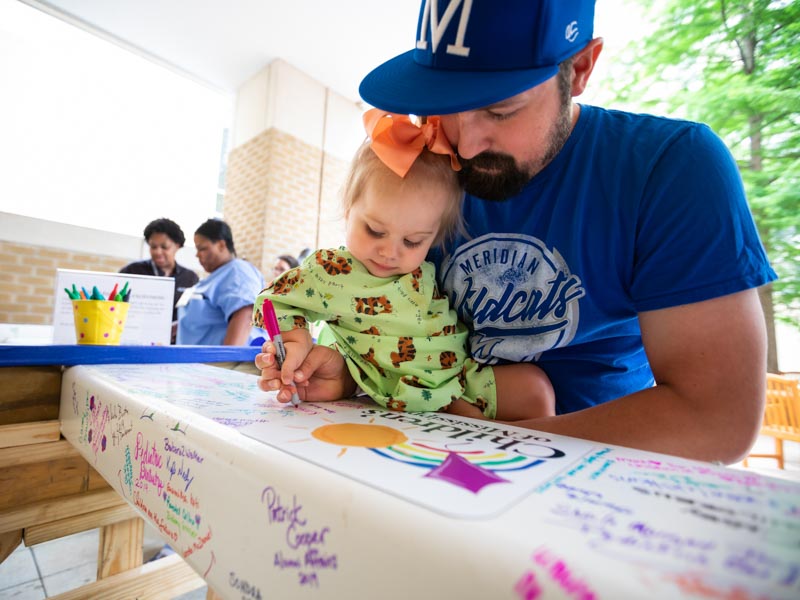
[{"left": 312, "top": 423, "right": 408, "bottom": 448}]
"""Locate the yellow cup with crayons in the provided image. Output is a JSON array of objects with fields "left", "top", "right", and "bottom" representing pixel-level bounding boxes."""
[{"left": 72, "top": 300, "right": 130, "bottom": 345}]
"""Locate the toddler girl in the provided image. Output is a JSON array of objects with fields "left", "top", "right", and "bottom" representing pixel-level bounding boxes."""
[{"left": 254, "top": 110, "right": 554, "bottom": 421}]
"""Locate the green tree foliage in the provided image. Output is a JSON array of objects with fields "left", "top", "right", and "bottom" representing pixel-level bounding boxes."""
[{"left": 609, "top": 0, "right": 800, "bottom": 326}]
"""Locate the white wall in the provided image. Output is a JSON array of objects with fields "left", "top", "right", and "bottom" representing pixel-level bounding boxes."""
[
  {"left": 0, "top": 211, "right": 201, "bottom": 271},
  {"left": 0, "top": 211, "right": 140, "bottom": 259},
  {"left": 232, "top": 58, "right": 363, "bottom": 160}
]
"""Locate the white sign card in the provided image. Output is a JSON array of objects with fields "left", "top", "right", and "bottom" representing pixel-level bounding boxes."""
[
  {"left": 239, "top": 401, "right": 593, "bottom": 518},
  {"left": 71, "top": 362, "right": 591, "bottom": 518},
  {"left": 52, "top": 269, "right": 173, "bottom": 345}
]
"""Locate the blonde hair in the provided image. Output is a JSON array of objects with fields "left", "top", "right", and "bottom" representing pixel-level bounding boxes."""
[{"left": 341, "top": 140, "right": 464, "bottom": 247}]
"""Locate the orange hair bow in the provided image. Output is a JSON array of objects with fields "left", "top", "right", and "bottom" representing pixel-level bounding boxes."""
[{"left": 363, "top": 108, "right": 461, "bottom": 178}]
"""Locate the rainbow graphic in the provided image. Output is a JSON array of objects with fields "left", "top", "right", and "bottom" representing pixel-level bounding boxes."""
[
  {"left": 372, "top": 441, "right": 546, "bottom": 494},
  {"left": 370, "top": 440, "right": 545, "bottom": 472},
  {"left": 309, "top": 422, "right": 547, "bottom": 494}
]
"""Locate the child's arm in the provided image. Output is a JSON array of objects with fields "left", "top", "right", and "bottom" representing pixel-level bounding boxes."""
[
  {"left": 444, "top": 364, "right": 555, "bottom": 422},
  {"left": 253, "top": 250, "right": 357, "bottom": 402},
  {"left": 493, "top": 363, "right": 555, "bottom": 421}
]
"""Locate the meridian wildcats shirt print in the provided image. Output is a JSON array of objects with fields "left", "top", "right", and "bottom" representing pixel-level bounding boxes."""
[{"left": 438, "top": 233, "right": 585, "bottom": 364}]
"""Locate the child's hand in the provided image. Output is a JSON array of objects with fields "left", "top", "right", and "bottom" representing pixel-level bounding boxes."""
[
  {"left": 255, "top": 328, "right": 313, "bottom": 403},
  {"left": 442, "top": 398, "right": 489, "bottom": 420},
  {"left": 255, "top": 341, "right": 297, "bottom": 402},
  {"left": 255, "top": 341, "right": 357, "bottom": 403}
]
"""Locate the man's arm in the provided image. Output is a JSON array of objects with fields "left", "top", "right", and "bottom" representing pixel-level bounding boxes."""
[
  {"left": 509, "top": 289, "right": 768, "bottom": 463},
  {"left": 255, "top": 288, "right": 769, "bottom": 463}
]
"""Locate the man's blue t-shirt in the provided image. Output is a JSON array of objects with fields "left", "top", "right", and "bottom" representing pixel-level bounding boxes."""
[{"left": 432, "top": 105, "right": 776, "bottom": 415}]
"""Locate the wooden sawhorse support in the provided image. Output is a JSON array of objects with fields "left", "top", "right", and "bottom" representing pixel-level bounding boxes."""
[{"left": 0, "top": 365, "right": 208, "bottom": 599}]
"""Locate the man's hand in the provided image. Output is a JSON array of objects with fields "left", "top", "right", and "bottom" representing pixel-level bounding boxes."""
[{"left": 256, "top": 342, "right": 357, "bottom": 403}]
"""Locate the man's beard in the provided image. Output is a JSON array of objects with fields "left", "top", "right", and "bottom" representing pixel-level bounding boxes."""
[{"left": 457, "top": 97, "right": 574, "bottom": 202}]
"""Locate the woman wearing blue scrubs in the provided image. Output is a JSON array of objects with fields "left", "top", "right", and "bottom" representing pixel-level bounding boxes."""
[{"left": 176, "top": 219, "right": 265, "bottom": 346}]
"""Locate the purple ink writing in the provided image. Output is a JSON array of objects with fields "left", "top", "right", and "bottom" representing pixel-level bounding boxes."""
[
  {"left": 166, "top": 455, "right": 195, "bottom": 492},
  {"left": 163, "top": 437, "right": 205, "bottom": 464}
]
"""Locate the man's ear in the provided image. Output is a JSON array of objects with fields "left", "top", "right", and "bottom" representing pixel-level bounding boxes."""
[{"left": 571, "top": 37, "right": 604, "bottom": 97}]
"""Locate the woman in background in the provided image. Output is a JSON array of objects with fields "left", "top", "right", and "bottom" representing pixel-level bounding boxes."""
[
  {"left": 271, "top": 254, "right": 299, "bottom": 281},
  {"left": 176, "top": 218, "right": 265, "bottom": 346},
  {"left": 120, "top": 217, "right": 199, "bottom": 344}
]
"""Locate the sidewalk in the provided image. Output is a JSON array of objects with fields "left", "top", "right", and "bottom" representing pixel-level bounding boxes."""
[{"left": 1, "top": 434, "right": 797, "bottom": 599}]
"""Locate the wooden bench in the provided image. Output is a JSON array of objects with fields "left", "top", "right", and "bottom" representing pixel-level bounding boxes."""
[{"left": 744, "top": 373, "right": 800, "bottom": 469}]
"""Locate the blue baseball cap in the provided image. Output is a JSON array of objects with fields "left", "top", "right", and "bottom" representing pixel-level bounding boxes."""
[{"left": 359, "top": 0, "right": 596, "bottom": 115}]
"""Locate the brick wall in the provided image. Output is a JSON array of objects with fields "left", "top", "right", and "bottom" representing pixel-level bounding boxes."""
[
  {"left": 225, "top": 127, "right": 348, "bottom": 273},
  {"left": 0, "top": 240, "right": 129, "bottom": 324}
]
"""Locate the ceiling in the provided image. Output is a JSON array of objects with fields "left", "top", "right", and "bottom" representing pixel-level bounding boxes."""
[{"left": 23, "top": 0, "right": 421, "bottom": 102}]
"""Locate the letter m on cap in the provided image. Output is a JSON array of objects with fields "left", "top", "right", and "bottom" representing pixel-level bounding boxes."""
[{"left": 416, "top": 0, "right": 472, "bottom": 57}]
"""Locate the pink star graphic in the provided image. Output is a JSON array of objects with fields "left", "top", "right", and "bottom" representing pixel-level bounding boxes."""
[{"left": 424, "top": 451, "right": 509, "bottom": 493}]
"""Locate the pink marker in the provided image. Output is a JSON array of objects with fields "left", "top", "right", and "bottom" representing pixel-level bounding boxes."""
[{"left": 262, "top": 299, "right": 301, "bottom": 406}]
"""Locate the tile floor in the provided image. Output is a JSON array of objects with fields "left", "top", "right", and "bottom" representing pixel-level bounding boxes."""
[
  {"left": 1, "top": 435, "right": 797, "bottom": 598},
  {"left": 0, "top": 523, "right": 206, "bottom": 599}
]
